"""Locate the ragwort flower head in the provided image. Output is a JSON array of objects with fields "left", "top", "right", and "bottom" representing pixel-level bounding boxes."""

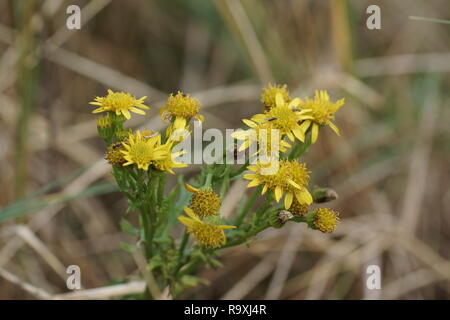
[
  {"left": 160, "top": 92, "right": 204, "bottom": 131},
  {"left": 252, "top": 93, "right": 312, "bottom": 143},
  {"left": 185, "top": 183, "right": 221, "bottom": 218},
  {"left": 314, "top": 208, "right": 339, "bottom": 233},
  {"left": 121, "top": 131, "right": 167, "bottom": 171},
  {"left": 244, "top": 159, "right": 313, "bottom": 209},
  {"left": 106, "top": 142, "right": 126, "bottom": 166},
  {"left": 261, "top": 83, "right": 291, "bottom": 110},
  {"left": 298, "top": 90, "right": 344, "bottom": 143},
  {"left": 178, "top": 207, "right": 235, "bottom": 248},
  {"left": 90, "top": 89, "right": 149, "bottom": 120}
]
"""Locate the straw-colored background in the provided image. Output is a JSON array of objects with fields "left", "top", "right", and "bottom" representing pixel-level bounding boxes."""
[{"left": 0, "top": 0, "right": 449, "bottom": 299}]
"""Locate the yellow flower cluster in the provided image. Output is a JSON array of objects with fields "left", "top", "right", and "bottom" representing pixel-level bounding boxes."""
[
  {"left": 236, "top": 84, "right": 344, "bottom": 224},
  {"left": 233, "top": 84, "right": 344, "bottom": 153},
  {"left": 92, "top": 89, "right": 204, "bottom": 174}
]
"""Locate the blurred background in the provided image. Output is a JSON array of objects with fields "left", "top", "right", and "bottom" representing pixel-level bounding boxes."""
[{"left": 0, "top": 0, "right": 449, "bottom": 299}]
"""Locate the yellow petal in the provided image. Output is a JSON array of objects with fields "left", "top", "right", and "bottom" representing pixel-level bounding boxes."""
[
  {"left": 288, "top": 98, "right": 300, "bottom": 109},
  {"left": 286, "top": 131, "right": 294, "bottom": 142},
  {"left": 262, "top": 184, "right": 268, "bottom": 195},
  {"left": 299, "top": 120, "right": 311, "bottom": 133},
  {"left": 275, "top": 186, "right": 283, "bottom": 202},
  {"left": 284, "top": 192, "right": 293, "bottom": 209},
  {"left": 92, "top": 107, "right": 104, "bottom": 113},
  {"left": 174, "top": 117, "right": 187, "bottom": 130},
  {"left": 178, "top": 216, "right": 194, "bottom": 228},
  {"left": 328, "top": 122, "right": 340, "bottom": 136},
  {"left": 130, "top": 107, "right": 146, "bottom": 115},
  {"left": 275, "top": 93, "right": 284, "bottom": 107},
  {"left": 184, "top": 183, "right": 199, "bottom": 193},
  {"left": 288, "top": 179, "right": 302, "bottom": 190},
  {"left": 247, "top": 179, "right": 261, "bottom": 188},
  {"left": 220, "top": 225, "right": 237, "bottom": 230},
  {"left": 122, "top": 110, "right": 131, "bottom": 120},
  {"left": 243, "top": 174, "right": 258, "bottom": 180},
  {"left": 243, "top": 119, "right": 257, "bottom": 128},
  {"left": 311, "top": 123, "right": 319, "bottom": 143},
  {"left": 183, "top": 206, "right": 198, "bottom": 219},
  {"left": 292, "top": 128, "right": 305, "bottom": 142},
  {"left": 295, "top": 189, "right": 313, "bottom": 205}
]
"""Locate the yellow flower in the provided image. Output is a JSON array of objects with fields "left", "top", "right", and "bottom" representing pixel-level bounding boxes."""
[
  {"left": 153, "top": 140, "right": 187, "bottom": 174},
  {"left": 90, "top": 89, "right": 150, "bottom": 120},
  {"left": 178, "top": 207, "right": 235, "bottom": 248},
  {"left": 261, "top": 83, "right": 291, "bottom": 110},
  {"left": 105, "top": 142, "right": 126, "bottom": 166},
  {"left": 160, "top": 92, "right": 204, "bottom": 132},
  {"left": 231, "top": 121, "right": 291, "bottom": 156},
  {"left": 298, "top": 90, "right": 344, "bottom": 143},
  {"left": 121, "top": 131, "right": 167, "bottom": 171},
  {"left": 244, "top": 159, "right": 313, "bottom": 209},
  {"left": 314, "top": 208, "right": 339, "bottom": 233},
  {"left": 185, "top": 183, "right": 221, "bottom": 218},
  {"left": 252, "top": 93, "right": 312, "bottom": 143}
]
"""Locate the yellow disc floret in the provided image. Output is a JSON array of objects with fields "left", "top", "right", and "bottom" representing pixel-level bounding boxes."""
[
  {"left": 178, "top": 207, "right": 235, "bottom": 248},
  {"left": 185, "top": 183, "right": 221, "bottom": 218},
  {"left": 160, "top": 92, "right": 204, "bottom": 130},
  {"left": 106, "top": 142, "right": 126, "bottom": 166},
  {"left": 90, "top": 89, "right": 150, "bottom": 120},
  {"left": 261, "top": 83, "right": 291, "bottom": 110},
  {"left": 314, "top": 208, "right": 339, "bottom": 233}
]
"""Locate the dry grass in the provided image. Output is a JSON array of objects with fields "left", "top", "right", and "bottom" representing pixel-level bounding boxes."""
[{"left": 0, "top": 0, "right": 449, "bottom": 299}]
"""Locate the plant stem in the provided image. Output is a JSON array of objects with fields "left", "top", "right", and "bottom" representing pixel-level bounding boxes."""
[
  {"left": 174, "top": 231, "right": 190, "bottom": 275},
  {"left": 157, "top": 172, "right": 167, "bottom": 204},
  {"left": 230, "top": 159, "right": 249, "bottom": 178},
  {"left": 288, "top": 133, "right": 311, "bottom": 160},
  {"left": 223, "top": 222, "right": 271, "bottom": 248},
  {"left": 234, "top": 185, "right": 262, "bottom": 226}
]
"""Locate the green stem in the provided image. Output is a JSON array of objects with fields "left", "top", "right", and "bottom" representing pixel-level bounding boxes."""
[
  {"left": 140, "top": 209, "right": 152, "bottom": 258},
  {"left": 157, "top": 172, "right": 167, "bottom": 204},
  {"left": 230, "top": 159, "right": 249, "bottom": 178},
  {"left": 223, "top": 222, "right": 271, "bottom": 248},
  {"left": 288, "top": 133, "right": 312, "bottom": 160},
  {"left": 174, "top": 231, "right": 190, "bottom": 275},
  {"left": 234, "top": 185, "right": 262, "bottom": 226},
  {"left": 204, "top": 173, "right": 213, "bottom": 188}
]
